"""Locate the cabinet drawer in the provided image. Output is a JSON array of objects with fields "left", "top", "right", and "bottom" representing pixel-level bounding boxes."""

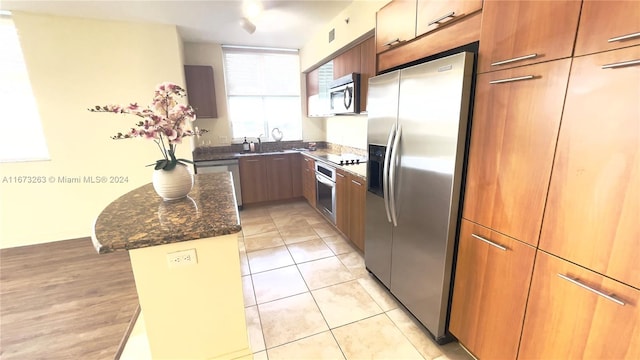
[
  {"left": 376, "top": 0, "right": 417, "bottom": 53},
  {"left": 416, "top": 0, "right": 482, "bottom": 37},
  {"left": 477, "top": 0, "right": 581, "bottom": 73},
  {"left": 575, "top": 0, "right": 640, "bottom": 56},
  {"left": 463, "top": 59, "right": 571, "bottom": 246},
  {"left": 450, "top": 220, "right": 535, "bottom": 360},
  {"left": 539, "top": 46, "right": 640, "bottom": 289},
  {"left": 519, "top": 251, "right": 640, "bottom": 359}
]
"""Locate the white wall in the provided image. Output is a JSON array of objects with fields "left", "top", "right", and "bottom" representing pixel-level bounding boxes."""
[
  {"left": 326, "top": 115, "right": 369, "bottom": 149},
  {"left": 0, "top": 13, "right": 187, "bottom": 248}
]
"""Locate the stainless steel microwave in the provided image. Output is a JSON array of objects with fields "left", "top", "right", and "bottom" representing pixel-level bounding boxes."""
[{"left": 329, "top": 73, "right": 360, "bottom": 115}]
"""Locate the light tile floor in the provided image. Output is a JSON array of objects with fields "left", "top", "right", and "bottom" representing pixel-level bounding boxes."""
[{"left": 238, "top": 200, "right": 475, "bottom": 360}]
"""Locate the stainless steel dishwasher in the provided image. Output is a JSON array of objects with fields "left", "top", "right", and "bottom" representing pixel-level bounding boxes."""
[{"left": 195, "top": 159, "right": 243, "bottom": 209}]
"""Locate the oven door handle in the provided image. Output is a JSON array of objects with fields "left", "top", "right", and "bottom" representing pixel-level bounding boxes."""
[
  {"left": 315, "top": 173, "right": 335, "bottom": 186},
  {"left": 389, "top": 124, "right": 401, "bottom": 227},
  {"left": 382, "top": 123, "right": 396, "bottom": 224}
]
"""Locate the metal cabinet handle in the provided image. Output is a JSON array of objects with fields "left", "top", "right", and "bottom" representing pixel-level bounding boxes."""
[
  {"left": 601, "top": 59, "right": 640, "bottom": 69},
  {"left": 557, "top": 274, "right": 625, "bottom": 306},
  {"left": 383, "top": 38, "right": 401, "bottom": 47},
  {"left": 336, "top": 173, "right": 345, "bottom": 178},
  {"left": 428, "top": 11, "right": 455, "bottom": 26},
  {"left": 491, "top": 53, "right": 538, "bottom": 67},
  {"left": 471, "top": 234, "right": 507, "bottom": 251},
  {"left": 489, "top": 75, "right": 535, "bottom": 84},
  {"left": 351, "top": 179, "right": 362, "bottom": 186},
  {"left": 608, "top": 32, "right": 640, "bottom": 43},
  {"left": 246, "top": 159, "right": 260, "bottom": 162}
]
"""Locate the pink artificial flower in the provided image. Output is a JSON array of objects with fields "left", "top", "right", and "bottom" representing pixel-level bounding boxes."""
[
  {"left": 164, "top": 128, "right": 178, "bottom": 141},
  {"left": 142, "top": 129, "right": 157, "bottom": 140}
]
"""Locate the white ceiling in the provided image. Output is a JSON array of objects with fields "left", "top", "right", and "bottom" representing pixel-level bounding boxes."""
[{"left": 0, "top": 0, "right": 354, "bottom": 49}]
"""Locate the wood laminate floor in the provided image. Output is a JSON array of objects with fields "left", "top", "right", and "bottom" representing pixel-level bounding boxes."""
[{"left": 0, "top": 238, "right": 138, "bottom": 360}]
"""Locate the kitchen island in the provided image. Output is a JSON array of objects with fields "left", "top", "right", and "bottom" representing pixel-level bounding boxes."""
[{"left": 92, "top": 173, "right": 250, "bottom": 360}]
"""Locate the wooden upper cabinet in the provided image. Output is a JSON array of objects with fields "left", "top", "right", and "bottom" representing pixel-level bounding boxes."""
[
  {"left": 306, "top": 67, "right": 319, "bottom": 97},
  {"left": 239, "top": 157, "right": 268, "bottom": 204},
  {"left": 477, "top": 0, "right": 582, "bottom": 73},
  {"left": 519, "top": 251, "right": 640, "bottom": 359},
  {"left": 333, "top": 45, "right": 361, "bottom": 80},
  {"left": 416, "top": 0, "right": 482, "bottom": 37},
  {"left": 184, "top": 65, "right": 218, "bottom": 118},
  {"left": 265, "top": 155, "right": 293, "bottom": 201},
  {"left": 575, "top": 0, "right": 640, "bottom": 57},
  {"left": 376, "top": 0, "right": 417, "bottom": 54},
  {"left": 463, "top": 59, "right": 571, "bottom": 246},
  {"left": 335, "top": 169, "right": 349, "bottom": 236},
  {"left": 450, "top": 220, "right": 536, "bottom": 360},
  {"left": 348, "top": 175, "right": 366, "bottom": 252},
  {"left": 539, "top": 46, "right": 640, "bottom": 289},
  {"left": 359, "top": 36, "right": 376, "bottom": 112}
]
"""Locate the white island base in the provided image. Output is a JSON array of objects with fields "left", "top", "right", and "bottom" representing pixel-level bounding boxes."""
[{"left": 119, "top": 233, "right": 251, "bottom": 360}]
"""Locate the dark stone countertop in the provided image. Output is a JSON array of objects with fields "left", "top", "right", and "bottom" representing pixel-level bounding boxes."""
[
  {"left": 299, "top": 150, "right": 368, "bottom": 179},
  {"left": 192, "top": 149, "right": 301, "bottom": 162},
  {"left": 194, "top": 148, "right": 368, "bottom": 179},
  {"left": 92, "top": 173, "right": 241, "bottom": 254}
]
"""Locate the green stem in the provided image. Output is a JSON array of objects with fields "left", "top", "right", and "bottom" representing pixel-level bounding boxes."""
[
  {"left": 154, "top": 139, "right": 165, "bottom": 160},
  {"left": 157, "top": 133, "right": 169, "bottom": 160}
]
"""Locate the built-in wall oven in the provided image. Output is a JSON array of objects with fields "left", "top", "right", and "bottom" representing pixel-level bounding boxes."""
[{"left": 315, "top": 162, "right": 336, "bottom": 224}]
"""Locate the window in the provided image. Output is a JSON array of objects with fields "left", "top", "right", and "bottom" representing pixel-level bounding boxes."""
[
  {"left": 0, "top": 13, "right": 49, "bottom": 163},
  {"left": 222, "top": 46, "right": 302, "bottom": 142}
]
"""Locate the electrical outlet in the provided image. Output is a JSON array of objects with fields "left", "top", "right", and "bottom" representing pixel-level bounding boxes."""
[
  {"left": 167, "top": 249, "right": 197, "bottom": 268},
  {"left": 218, "top": 135, "right": 228, "bottom": 143}
]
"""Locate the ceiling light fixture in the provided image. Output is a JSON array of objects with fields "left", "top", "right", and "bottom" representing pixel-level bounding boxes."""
[
  {"left": 239, "top": 0, "right": 262, "bottom": 34},
  {"left": 243, "top": 0, "right": 263, "bottom": 20},
  {"left": 239, "top": 17, "right": 256, "bottom": 34}
]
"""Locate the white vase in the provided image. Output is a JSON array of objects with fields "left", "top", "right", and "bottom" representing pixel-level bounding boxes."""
[{"left": 152, "top": 164, "right": 194, "bottom": 201}]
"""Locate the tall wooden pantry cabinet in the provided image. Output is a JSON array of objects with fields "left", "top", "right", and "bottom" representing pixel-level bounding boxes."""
[{"left": 449, "top": 0, "right": 640, "bottom": 359}]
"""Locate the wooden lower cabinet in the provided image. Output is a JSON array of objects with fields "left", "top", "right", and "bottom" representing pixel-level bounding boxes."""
[
  {"left": 335, "top": 169, "right": 349, "bottom": 235},
  {"left": 519, "top": 251, "right": 640, "bottom": 359},
  {"left": 348, "top": 175, "right": 365, "bottom": 251},
  {"left": 240, "top": 154, "right": 297, "bottom": 205},
  {"left": 333, "top": 168, "right": 365, "bottom": 252},
  {"left": 449, "top": 219, "right": 536, "bottom": 360},
  {"left": 291, "top": 154, "right": 303, "bottom": 198},
  {"left": 265, "top": 155, "right": 293, "bottom": 201},
  {"left": 301, "top": 156, "right": 316, "bottom": 207},
  {"left": 239, "top": 157, "right": 268, "bottom": 204}
]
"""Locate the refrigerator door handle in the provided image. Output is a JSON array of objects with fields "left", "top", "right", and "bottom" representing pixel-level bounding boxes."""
[
  {"left": 382, "top": 124, "right": 396, "bottom": 223},
  {"left": 389, "top": 124, "right": 402, "bottom": 227}
]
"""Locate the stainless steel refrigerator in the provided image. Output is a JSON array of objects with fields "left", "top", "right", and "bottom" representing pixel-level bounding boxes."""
[{"left": 365, "top": 52, "right": 474, "bottom": 343}]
